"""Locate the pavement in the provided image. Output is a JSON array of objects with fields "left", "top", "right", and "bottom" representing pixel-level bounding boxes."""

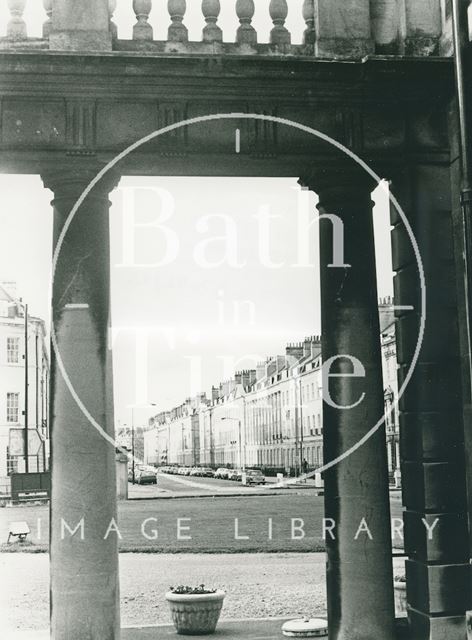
[
  {"left": 3, "top": 618, "right": 295, "bottom": 640},
  {"left": 3, "top": 616, "right": 411, "bottom": 639},
  {"left": 122, "top": 619, "right": 293, "bottom": 639}
]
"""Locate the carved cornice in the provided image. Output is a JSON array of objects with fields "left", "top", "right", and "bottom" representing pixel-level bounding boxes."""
[
  {"left": 0, "top": 52, "right": 454, "bottom": 177},
  {"left": 0, "top": 52, "right": 453, "bottom": 101}
]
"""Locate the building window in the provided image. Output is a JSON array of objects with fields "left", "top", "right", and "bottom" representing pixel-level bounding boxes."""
[
  {"left": 7, "top": 392, "right": 19, "bottom": 423},
  {"left": 7, "top": 337, "right": 20, "bottom": 364}
]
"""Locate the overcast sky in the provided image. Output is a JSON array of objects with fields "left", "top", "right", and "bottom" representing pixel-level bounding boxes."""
[{"left": 0, "top": 2, "right": 394, "bottom": 428}]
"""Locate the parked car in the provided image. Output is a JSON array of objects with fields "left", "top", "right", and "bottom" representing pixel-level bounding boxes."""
[
  {"left": 190, "top": 467, "right": 201, "bottom": 476},
  {"left": 228, "top": 469, "right": 242, "bottom": 482},
  {"left": 199, "top": 467, "right": 215, "bottom": 478},
  {"left": 244, "top": 469, "right": 266, "bottom": 485},
  {"left": 215, "top": 467, "right": 230, "bottom": 479},
  {"left": 135, "top": 465, "right": 157, "bottom": 485}
]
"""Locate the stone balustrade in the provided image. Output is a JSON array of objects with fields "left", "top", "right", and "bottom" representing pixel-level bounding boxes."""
[{"left": 0, "top": 0, "right": 459, "bottom": 57}]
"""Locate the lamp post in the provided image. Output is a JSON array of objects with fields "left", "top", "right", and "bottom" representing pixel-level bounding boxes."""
[
  {"left": 222, "top": 417, "right": 244, "bottom": 471},
  {"left": 23, "top": 303, "right": 29, "bottom": 473},
  {"left": 129, "top": 402, "right": 158, "bottom": 483},
  {"left": 131, "top": 407, "right": 136, "bottom": 484}
]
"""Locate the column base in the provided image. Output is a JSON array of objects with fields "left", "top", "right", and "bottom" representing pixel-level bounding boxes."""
[
  {"left": 408, "top": 608, "right": 468, "bottom": 640},
  {"left": 49, "top": 30, "right": 112, "bottom": 52},
  {"left": 404, "top": 36, "right": 439, "bottom": 57},
  {"left": 315, "top": 37, "right": 374, "bottom": 59},
  {"left": 405, "top": 560, "right": 471, "bottom": 615}
]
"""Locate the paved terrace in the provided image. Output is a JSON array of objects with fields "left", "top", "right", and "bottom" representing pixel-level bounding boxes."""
[{"left": 5, "top": 618, "right": 411, "bottom": 640}]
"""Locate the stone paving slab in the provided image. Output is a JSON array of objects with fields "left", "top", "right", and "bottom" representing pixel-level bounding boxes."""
[
  {"left": 4, "top": 617, "right": 410, "bottom": 639},
  {"left": 122, "top": 618, "right": 291, "bottom": 639},
  {"left": 4, "top": 618, "right": 291, "bottom": 640}
]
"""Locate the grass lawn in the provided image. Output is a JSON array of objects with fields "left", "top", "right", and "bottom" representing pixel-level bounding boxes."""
[{"left": 0, "top": 493, "right": 404, "bottom": 553}]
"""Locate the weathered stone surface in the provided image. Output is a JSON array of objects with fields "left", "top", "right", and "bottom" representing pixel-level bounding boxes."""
[
  {"left": 370, "top": 0, "right": 401, "bottom": 53},
  {"left": 50, "top": 0, "right": 112, "bottom": 51},
  {"left": 43, "top": 165, "right": 121, "bottom": 639},
  {"left": 404, "top": 0, "right": 442, "bottom": 56},
  {"left": 404, "top": 511, "right": 469, "bottom": 564},
  {"left": 408, "top": 609, "right": 468, "bottom": 640},
  {"left": 406, "top": 560, "right": 472, "bottom": 615},
  {"left": 315, "top": 0, "right": 373, "bottom": 58}
]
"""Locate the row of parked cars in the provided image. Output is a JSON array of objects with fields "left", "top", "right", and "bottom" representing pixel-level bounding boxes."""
[
  {"left": 159, "top": 465, "right": 266, "bottom": 485},
  {"left": 128, "top": 465, "right": 158, "bottom": 484},
  {"left": 160, "top": 465, "right": 215, "bottom": 477}
]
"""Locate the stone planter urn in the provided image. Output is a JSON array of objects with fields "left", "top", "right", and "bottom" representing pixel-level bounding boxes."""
[
  {"left": 394, "top": 578, "right": 407, "bottom": 617},
  {"left": 165, "top": 586, "right": 225, "bottom": 635}
]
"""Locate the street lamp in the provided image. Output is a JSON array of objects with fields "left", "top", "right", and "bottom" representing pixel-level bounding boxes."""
[
  {"left": 129, "top": 402, "right": 158, "bottom": 484},
  {"left": 221, "top": 417, "right": 245, "bottom": 471},
  {"left": 23, "top": 303, "right": 28, "bottom": 473}
]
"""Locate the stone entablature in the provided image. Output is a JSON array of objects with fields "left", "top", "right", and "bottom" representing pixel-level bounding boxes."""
[{"left": 0, "top": 50, "right": 453, "bottom": 183}]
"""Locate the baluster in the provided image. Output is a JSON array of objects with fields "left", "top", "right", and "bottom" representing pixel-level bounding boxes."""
[
  {"left": 133, "top": 0, "right": 153, "bottom": 41},
  {"left": 42, "top": 0, "right": 52, "bottom": 39},
  {"left": 7, "top": 0, "right": 27, "bottom": 40},
  {"left": 109, "top": 0, "right": 118, "bottom": 41},
  {"left": 269, "top": 0, "right": 291, "bottom": 45},
  {"left": 236, "top": 0, "right": 256, "bottom": 45},
  {"left": 302, "top": 0, "right": 315, "bottom": 45},
  {"left": 168, "top": 0, "right": 188, "bottom": 42},
  {"left": 202, "top": 0, "right": 222, "bottom": 43}
]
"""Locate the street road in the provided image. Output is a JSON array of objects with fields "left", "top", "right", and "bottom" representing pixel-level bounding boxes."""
[{"left": 128, "top": 470, "right": 318, "bottom": 498}]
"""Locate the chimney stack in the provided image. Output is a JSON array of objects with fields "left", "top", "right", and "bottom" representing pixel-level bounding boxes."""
[
  {"left": 286, "top": 342, "right": 304, "bottom": 359},
  {"left": 256, "top": 361, "right": 266, "bottom": 380}
]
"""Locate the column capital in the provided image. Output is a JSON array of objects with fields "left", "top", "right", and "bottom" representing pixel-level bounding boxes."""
[
  {"left": 299, "top": 165, "right": 377, "bottom": 214},
  {"left": 299, "top": 165, "right": 377, "bottom": 197},
  {"left": 41, "top": 163, "right": 121, "bottom": 198}
]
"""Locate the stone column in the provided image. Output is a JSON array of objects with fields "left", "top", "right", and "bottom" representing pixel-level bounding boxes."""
[
  {"left": 301, "top": 168, "right": 395, "bottom": 640},
  {"left": 50, "top": 0, "right": 112, "bottom": 51},
  {"left": 42, "top": 165, "right": 121, "bottom": 640},
  {"left": 390, "top": 165, "right": 471, "bottom": 640}
]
